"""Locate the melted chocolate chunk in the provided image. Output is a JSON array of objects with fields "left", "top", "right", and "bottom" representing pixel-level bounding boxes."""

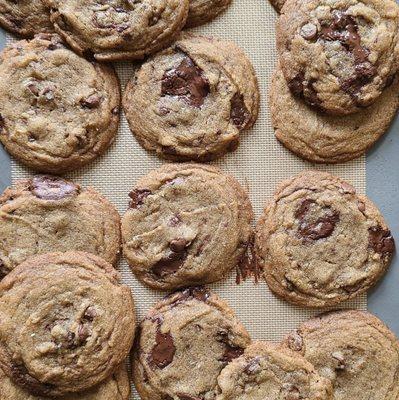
[
  {"left": 236, "top": 235, "right": 261, "bottom": 284},
  {"left": 152, "top": 239, "right": 191, "bottom": 278},
  {"left": 319, "top": 10, "right": 376, "bottom": 95},
  {"left": 369, "top": 226, "right": 395, "bottom": 255},
  {"left": 230, "top": 93, "right": 250, "bottom": 128},
  {"left": 288, "top": 74, "right": 322, "bottom": 110},
  {"left": 217, "top": 331, "right": 244, "bottom": 363},
  {"left": 178, "top": 394, "right": 202, "bottom": 400},
  {"left": 30, "top": 176, "right": 79, "bottom": 201},
  {"left": 295, "top": 199, "right": 340, "bottom": 241},
  {"left": 0, "top": 260, "right": 9, "bottom": 280},
  {"left": 129, "top": 189, "right": 151, "bottom": 208},
  {"left": 167, "top": 286, "right": 211, "bottom": 306},
  {"left": 150, "top": 320, "right": 176, "bottom": 368},
  {"left": 161, "top": 57, "right": 210, "bottom": 108},
  {"left": 288, "top": 73, "right": 305, "bottom": 96},
  {"left": 0, "top": 114, "right": 4, "bottom": 132}
]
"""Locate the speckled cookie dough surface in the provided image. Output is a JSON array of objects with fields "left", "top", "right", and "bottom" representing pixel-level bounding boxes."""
[
  {"left": 216, "top": 341, "right": 333, "bottom": 400},
  {"left": 0, "top": 252, "right": 136, "bottom": 397},
  {"left": 277, "top": 0, "right": 399, "bottom": 115},
  {"left": 0, "top": 175, "right": 121, "bottom": 278},
  {"left": 132, "top": 287, "right": 251, "bottom": 400},
  {"left": 122, "top": 34, "right": 259, "bottom": 162},
  {"left": 45, "top": 0, "right": 189, "bottom": 61},
  {"left": 256, "top": 171, "right": 394, "bottom": 308},
  {"left": 122, "top": 163, "right": 254, "bottom": 290},
  {"left": 186, "top": 0, "right": 233, "bottom": 27},
  {"left": 0, "top": 34, "right": 120, "bottom": 173},
  {"left": 270, "top": 66, "right": 399, "bottom": 163},
  {"left": 283, "top": 310, "right": 399, "bottom": 400},
  {"left": 0, "top": 0, "right": 53, "bottom": 38},
  {"left": 0, "top": 364, "right": 131, "bottom": 400}
]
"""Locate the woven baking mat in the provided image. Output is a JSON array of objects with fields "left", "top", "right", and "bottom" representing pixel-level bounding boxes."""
[{"left": 8, "top": 0, "right": 366, "bottom": 397}]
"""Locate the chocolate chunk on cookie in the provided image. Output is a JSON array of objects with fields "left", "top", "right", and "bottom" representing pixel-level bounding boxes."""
[
  {"left": 121, "top": 163, "right": 253, "bottom": 290},
  {"left": 270, "top": 65, "right": 399, "bottom": 163},
  {"left": 277, "top": 0, "right": 399, "bottom": 115},
  {"left": 122, "top": 34, "right": 259, "bottom": 162},
  {"left": 132, "top": 287, "right": 251, "bottom": 400},
  {"left": 0, "top": 364, "right": 131, "bottom": 400},
  {"left": 282, "top": 310, "right": 399, "bottom": 400},
  {"left": 255, "top": 171, "right": 395, "bottom": 308},
  {"left": 0, "top": 176, "right": 120, "bottom": 278},
  {"left": 0, "top": 252, "right": 136, "bottom": 397},
  {"left": 186, "top": 0, "right": 232, "bottom": 28},
  {"left": 45, "top": 0, "right": 189, "bottom": 61},
  {"left": 0, "top": 34, "right": 120, "bottom": 173},
  {"left": 216, "top": 341, "right": 333, "bottom": 400},
  {"left": 0, "top": 0, "right": 53, "bottom": 38}
]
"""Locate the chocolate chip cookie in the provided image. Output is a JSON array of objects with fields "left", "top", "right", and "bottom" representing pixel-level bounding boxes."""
[
  {"left": 270, "top": 66, "right": 399, "bottom": 163},
  {"left": 216, "top": 341, "right": 333, "bottom": 400},
  {"left": 0, "top": 364, "right": 131, "bottom": 400},
  {"left": 277, "top": 0, "right": 399, "bottom": 115},
  {"left": 122, "top": 34, "right": 259, "bottom": 161},
  {"left": 121, "top": 163, "right": 254, "bottom": 290},
  {"left": 186, "top": 0, "right": 232, "bottom": 28},
  {"left": 0, "top": 251, "right": 136, "bottom": 397},
  {"left": 255, "top": 171, "right": 395, "bottom": 308},
  {"left": 283, "top": 310, "right": 399, "bottom": 400},
  {"left": 0, "top": 0, "right": 53, "bottom": 38},
  {"left": 0, "top": 34, "right": 120, "bottom": 174},
  {"left": 132, "top": 287, "right": 251, "bottom": 400},
  {"left": 0, "top": 175, "right": 120, "bottom": 279},
  {"left": 45, "top": 0, "right": 189, "bottom": 61}
]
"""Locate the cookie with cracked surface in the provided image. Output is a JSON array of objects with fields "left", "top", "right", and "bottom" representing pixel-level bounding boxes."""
[
  {"left": 185, "top": 0, "right": 232, "bottom": 28},
  {"left": 216, "top": 341, "right": 333, "bottom": 400},
  {"left": 132, "top": 287, "right": 251, "bottom": 400},
  {"left": 276, "top": 0, "right": 399, "bottom": 115},
  {"left": 283, "top": 310, "right": 399, "bottom": 400},
  {"left": 270, "top": 66, "right": 399, "bottom": 163},
  {"left": 121, "top": 163, "right": 254, "bottom": 290},
  {"left": 255, "top": 170, "right": 395, "bottom": 308},
  {"left": 45, "top": 0, "right": 189, "bottom": 61},
  {"left": 122, "top": 34, "right": 259, "bottom": 162},
  {"left": 0, "top": 251, "right": 136, "bottom": 397},
  {"left": 0, "top": 34, "right": 120, "bottom": 174},
  {"left": 0, "top": 0, "right": 53, "bottom": 38},
  {"left": 0, "top": 175, "right": 120, "bottom": 279},
  {"left": 0, "top": 364, "right": 131, "bottom": 400}
]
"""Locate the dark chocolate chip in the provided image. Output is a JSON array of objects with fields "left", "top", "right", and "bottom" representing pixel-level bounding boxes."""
[
  {"left": 150, "top": 321, "right": 176, "bottom": 368},
  {"left": 236, "top": 235, "right": 261, "bottom": 284},
  {"left": 217, "top": 332, "right": 244, "bottom": 363},
  {"left": 230, "top": 92, "right": 250, "bottom": 129},
  {"left": 169, "top": 238, "right": 189, "bottom": 253},
  {"left": 80, "top": 94, "right": 101, "bottom": 109},
  {"left": 178, "top": 394, "right": 202, "bottom": 400},
  {"left": 369, "top": 226, "right": 395, "bottom": 255},
  {"left": 167, "top": 286, "right": 211, "bottom": 306},
  {"left": 0, "top": 260, "right": 9, "bottom": 280},
  {"left": 129, "top": 189, "right": 151, "bottom": 208},
  {"left": 152, "top": 250, "right": 187, "bottom": 278},
  {"left": 161, "top": 57, "right": 210, "bottom": 108},
  {"left": 288, "top": 73, "right": 305, "bottom": 97},
  {"left": 30, "top": 176, "right": 79, "bottom": 201},
  {"left": 83, "top": 306, "right": 96, "bottom": 322},
  {"left": 0, "top": 114, "right": 4, "bottom": 132}
]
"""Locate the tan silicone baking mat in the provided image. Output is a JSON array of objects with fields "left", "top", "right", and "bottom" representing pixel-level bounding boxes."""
[{"left": 8, "top": 0, "right": 366, "bottom": 397}]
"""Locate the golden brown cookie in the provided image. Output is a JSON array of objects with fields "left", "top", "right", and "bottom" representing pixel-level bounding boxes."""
[
  {"left": 121, "top": 163, "right": 254, "bottom": 291},
  {"left": 0, "top": 175, "right": 120, "bottom": 279},
  {"left": 122, "top": 34, "right": 259, "bottom": 162},
  {"left": 216, "top": 341, "right": 333, "bottom": 400},
  {"left": 283, "top": 310, "right": 399, "bottom": 400},
  {"left": 0, "top": 0, "right": 53, "bottom": 38},
  {"left": 0, "top": 252, "right": 136, "bottom": 397},
  {"left": 256, "top": 171, "right": 395, "bottom": 308},
  {"left": 132, "top": 287, "right": 251, "bottom": 400},
  {"left": 277, "top": 0, "right": 399, "bottom": 115},
  {"left": 45, "top": 0, "right": 190, "bottom": 61},
  {"left": 0, "top": 34, "right": 120, "bottom": 173},
  {"left": 186, "top": 0, "right": 232, "bottom": 28},
  {"left": 270, "top": 66, "right": 399, "bottom": 164}
]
